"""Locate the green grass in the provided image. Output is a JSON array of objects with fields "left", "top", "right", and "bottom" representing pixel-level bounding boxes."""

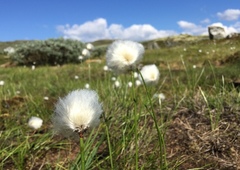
[{"left": 0, "top": 36, "right": 240, "bottom": 169}]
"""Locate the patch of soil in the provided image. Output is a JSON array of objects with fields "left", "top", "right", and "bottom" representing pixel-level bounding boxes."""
[{"left": 166, "top": 106, "right": 240, "bottom": 169}]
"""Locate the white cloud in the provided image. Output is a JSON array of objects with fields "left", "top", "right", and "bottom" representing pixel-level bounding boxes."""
[
  {"left": 177, "top": 20, "right": 207, "bottom": 35},
  {"left": 201, "top": 18, "right": 211, "bottom": 24},
  {"left": 57, "top": 18, "right": 177, "bottom": 42},
  {"left": 217, "top": 9, "right": 240, "bottom": 21}
]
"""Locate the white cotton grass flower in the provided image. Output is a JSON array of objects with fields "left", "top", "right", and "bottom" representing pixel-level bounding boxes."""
[
  {"left": 133, "top": 71, "right": 138, "bottom": 78},
  {"left": 44, "top": 96, "right": 49, "bottom": 100},
  {"left": 103, "top": 65, "right": 109, "bottom": 71},
  {"left": 106, "top": 40, "right": 144, "bottom": 73},
  {"left": 138, "top": 64, "right": 160, "bottom": 85},
  {"left": 82, "top": 48, "right": 90, "bottom": 57},
  {"left": 153, "top": 93, "right": 166, "bottom": 105},
  {"left": 111, "top": 77, "right": 117, "bottom": 81},
  {"left": 153, "top": 93, "right": 166, "bottom": 101},
  {"left": 127, "top": 82, "right": 133, "bottom": 88},
  {"left": 86, "top": 43, "right": 94, "bottom": 50},
  {"left": 52, "top": 89, "right": 102, "bottom": 139},
  {"left": 78, "top": 55, "right": 84, "bottom": 60},
  {"left": 0, "top": 80, "right": 4, "bottom": 86},
  {"left": 135, "top": 80, "right": 142, "bottom": 86},
  {"left": 28, "top": 116, "right": 43, "bottom": 130},
  {"left": 85, "top": 83, "right": 90, "bottom": 89},
  {"left": 114, "top": 80, "right": 121, "bottom": 88}
]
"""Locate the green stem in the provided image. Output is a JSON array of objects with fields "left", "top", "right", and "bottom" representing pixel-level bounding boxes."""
[{"left": 80, "top": 136, "right": 85, "bottom": 170}]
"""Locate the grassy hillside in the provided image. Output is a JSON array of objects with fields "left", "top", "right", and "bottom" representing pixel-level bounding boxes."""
[{"left": 0, "top": 35, "right": 240, "bottom": 169}]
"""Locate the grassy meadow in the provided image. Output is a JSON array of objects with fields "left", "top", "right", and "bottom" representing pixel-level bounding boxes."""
[{"left": 0, "top": 35, "right": 240, "bottom": 169}]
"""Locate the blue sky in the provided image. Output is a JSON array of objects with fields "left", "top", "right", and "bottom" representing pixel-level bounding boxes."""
[{"left": 1, "top": 0, "right": 240, "bottom": 42}]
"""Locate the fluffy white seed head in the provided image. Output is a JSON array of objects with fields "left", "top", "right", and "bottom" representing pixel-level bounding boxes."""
[
  {"left": 28, "top": 116, "right": 43, "bottom": 130},
  {"left": 138, "top": 64, "right": 160, "bottom": 85},
  {"left": 106, "top": 40, "right": 144, "bottom": 73},
  {"left": 86, "top": 43, "right": 94, "bottom": 50},
  {"left": 0, "top": 80, "right": 4, "bottom": 86},
  {"left": 82, "top": 48, "right": 90, "bottom": 57},
  {"left": 52, "top": 89, "right": 102, "bottom": 139}
]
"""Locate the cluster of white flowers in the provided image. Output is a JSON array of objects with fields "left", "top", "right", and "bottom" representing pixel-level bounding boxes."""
[
  {"left": 51, "top": 40, "right": 163, "bottom": 141},
  {"left": 52, "top": 89, "right": 102, "bottom": 139}
]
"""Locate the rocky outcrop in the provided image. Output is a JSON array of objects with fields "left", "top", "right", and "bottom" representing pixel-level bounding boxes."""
[{"left": 208, "top": 26, "right": 226, "bottom": 40}]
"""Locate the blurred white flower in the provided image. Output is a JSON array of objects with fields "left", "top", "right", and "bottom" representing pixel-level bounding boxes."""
[
  {"left": 135, "top": 80, "right": 142, "bottom": 86},
  {"left": 183, "top": 48, "right": 187, "bottom": 51},
  {"left": 133, "top": 72, "right": 138, "bottom": 78},
  {"left": 86, "top": 43, "right": 94, "bottom": 50},
  {"left": 16, "top": 90, "right": 21, "bottom": 94},
  {"left": 85, "top": 83, "right": 90, "bottom": 89},
  {"left": 114, "top": 80, "right": 121, "bottom": 88},
  {"left": 0, "top": 80, "right": 4, "bottom": 86},
  {"left": 82, "top": 48, "right": 90, "bottom": 57},
  {"left": 78, "top": 55, "right": 84, "bottom": 60},
  {"left": 154, "top": 93, "right": 166, "bottom": 100},
  {"left": 31, "top": 65, "right": 35, "bottom": 70},
  {"left": 44, "top": 96, "right": 49, "bottom": 100},
  {"left": 28, "top": 116, "right": 43, "bottom": 130},
  {"left": 127, "top": 82, "right": 133, "bottom": 88},
  {"left": 198, "top": 49, "right": 202, "bottom": 53},
  {"left": 193, "top": 65, "right": 197, "bottom": 69},
  {"left": 103, "top": 65, "right": 109, "bottom": 71},
  {"left": 153, "top": 93, "right": 165, "bottom": 105},
  {"left": 111, "top": 77, "right": 117, "bottom": 81},
  {"left": 138, "top": 64, "right": 160, "bottom": 85},
  {"left": 52, "top": 89, "right": 102, "bottom": 139},
  {"left": 74, "top": 75, "right": 79, "bottom": 79},
  {"left": 106, "top": 40, "right": 144, "bottom": 73}
]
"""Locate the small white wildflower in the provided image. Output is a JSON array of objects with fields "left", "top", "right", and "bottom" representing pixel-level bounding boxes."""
[
  {"left": 133, "top": 72, "right": 138, "bottom": 78},
  {"left": 31, "top": 65, "right": 35, "bottom": 70},
  {"left": 114, "top": 81, "right": 120, "bottom": 88},
  {"left": 106, "top": 40, "right": 144, "bottom": 73},
  {"left": 82, "top": 48, "right": 90, "bottom": 57},
  {"left": 74, "top": 75, "right": 79, "bottom": 79},
  {"left": 127, "top": 82, "right": 133, "bottom": 88},
  {"left": 103, "top": 65, "right": 109, "bottom": 71},
  {"left": 52, "top": 89, "right": 102, "bottom": 139},
  {"left": 86, "top": 43, "right": 94, "bottom": 50},
  {"left": 193, "top": 65, "right": 197, "bottom": 69},
  {"left": 44, "top": 96, "right": 49, "bottom": 100},
  {"left": 28, "top": 116, "right": 43, "bottom": 130},
  {"left": 135, "top": 80, "right": 142, "bottom": 86},
  {"left": 138, "top": 64, "right": 160, "bottom": 85},
  {"left": 153, "top": 93, "right": 166, "bottom": 105},
  {"left": 198, "top": 49, "right": 202, "bottom": 53},
  {"left": 85, "top": 83, "right": 90, "bottom": 89},
  {"left": 0, "top": 80, "right": 4, "bottom": 86},
  {"left": 111, "top": 77, "right": 117, "bottom": 81},
  {"left": 183, "top": 48, "right": 187, "bottom": 51},
  {"left": 78, "top": 56, "right": 84, "bottom": 60}
]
